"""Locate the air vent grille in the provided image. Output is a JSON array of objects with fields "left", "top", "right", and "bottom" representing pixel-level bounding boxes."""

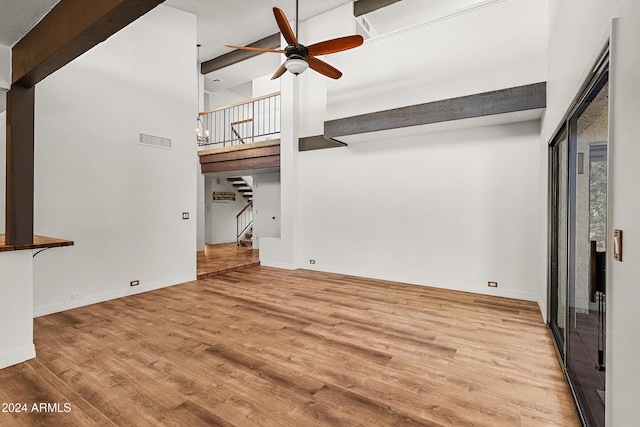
[{"left": 139, "top": 133, "right": 172, "bottom": 149}]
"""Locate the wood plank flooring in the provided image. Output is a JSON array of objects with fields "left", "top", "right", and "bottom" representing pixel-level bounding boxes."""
[
  {"left": 197, "top": 243, "right": 260, "bottom": 279},
  {"left": 0, "top": 267, "right": 579, "bottom": 426}
]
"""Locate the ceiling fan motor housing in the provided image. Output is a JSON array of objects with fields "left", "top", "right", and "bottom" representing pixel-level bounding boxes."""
[{"left": 285, "top": 44, "right": 309, "bottom": 60}]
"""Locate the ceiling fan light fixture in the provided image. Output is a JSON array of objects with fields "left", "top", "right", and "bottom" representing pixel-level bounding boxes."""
[{"left": 284, "top": 55, "right": 309, "bottom": 75}]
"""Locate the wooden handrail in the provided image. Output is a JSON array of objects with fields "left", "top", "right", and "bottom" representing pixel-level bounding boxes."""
[
  {"left": 199, "top": 92, "right": 280, "bottom": 116},
  {"left": 231, "top": 119, "right": 253, "bottom": 144},
  {"left": 231, "top": 118, "right": 253, "bottom": 125},
  {"left": 236, "top": 200, "right": 253, "bottom": 218}
]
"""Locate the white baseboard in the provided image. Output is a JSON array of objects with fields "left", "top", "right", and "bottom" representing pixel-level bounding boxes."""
[
  {"left": 259, "top": 260, "right": 297, "bottom": 270},
  {"left": 33, "top": 274, "right": 196, "bottom": 317},
  {"left": 0, "top": 344, "right": 36, "bottom": 369},
  {"left": 537, "top": 297, "right": 548, "bottom": 323},
  {"left": 297, "top": 263, "right": 539, "bottom": 302}
]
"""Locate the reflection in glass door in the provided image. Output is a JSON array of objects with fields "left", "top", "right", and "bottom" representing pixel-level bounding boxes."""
[
  {"left": 550, "top": 67, "right": 608, "bottom": 427},
  {"left": 568, "top": 75, "right": 608, "bottom": 427}
]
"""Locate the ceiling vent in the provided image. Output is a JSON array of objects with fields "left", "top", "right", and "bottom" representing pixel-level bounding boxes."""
[{"left": 139, "top": 133, "right": 172, "bottom": 149}]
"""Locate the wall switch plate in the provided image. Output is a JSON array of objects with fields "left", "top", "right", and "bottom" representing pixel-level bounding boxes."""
[
  {"left": 130, "top": 280, "right": 139, "bottom": 287},
  {"left": 614, "top": 229, "right": 623, "bottom": 261},
  {"left": 182, "top": 212, "right": 189, "bottom": 220},
  {"left": 488, "top": 281, "right": 498, "bottom": 288}
]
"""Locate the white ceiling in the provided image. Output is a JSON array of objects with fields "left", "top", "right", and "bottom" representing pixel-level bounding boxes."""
[
  {"left": 164, "top": 0, "right": 354, "bottom": 62},
  {"left": 163, "top": 0, "right": 490, "bottom": 63},
  {"left": 0, "top": 0, "right": 489, "bottom": 62},
  {"left": 0, "top": 0, "right": 488, "bottom": 92},
  {"left": 164, "top": 0, "right": 489, "bottom": 93},
  {"left": 0, "top": 0, "right": 60, "bottom": 47},
  {"left": 0, "top": 0, "right": 491, "bottom": 54},
  {"left": 364, "top": 0, "right": 493, "bottom": 35}
]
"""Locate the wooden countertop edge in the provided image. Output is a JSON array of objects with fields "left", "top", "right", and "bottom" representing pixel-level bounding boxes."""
[{"left": 0, "top": 235, "right": 75, "bottom": 252}]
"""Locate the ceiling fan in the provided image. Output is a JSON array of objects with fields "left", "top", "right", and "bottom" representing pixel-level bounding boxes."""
[{"left": 226, "top": 2, "right": 364, "bottom": 80}]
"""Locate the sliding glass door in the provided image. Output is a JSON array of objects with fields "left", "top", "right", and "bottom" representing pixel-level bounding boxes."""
[{"left": 550, "top": 66, "right": 608, "bottom": 427}]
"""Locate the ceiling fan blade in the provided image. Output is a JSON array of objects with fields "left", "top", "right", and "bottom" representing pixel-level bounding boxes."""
[
  {"left": 271, "top": 63, "right": 288, "bottom": 80},
  {"left": 307, "top": 35, "right": 364, "bottom": 56},
  {"left": 273, "top": 7, "right": 299, "bottom": 48},
  {"left": 307, "top": 56, "right": 342, "bottom": 79},
  {"left": 226, "top": 45, "right": 285, "bottom": 53}
]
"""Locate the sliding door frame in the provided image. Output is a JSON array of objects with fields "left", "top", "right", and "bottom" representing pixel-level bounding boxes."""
[{"left": 547, "top": 46, "right": 610, "bottom": 427}]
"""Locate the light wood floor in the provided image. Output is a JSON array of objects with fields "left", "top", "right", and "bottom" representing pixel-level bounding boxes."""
[
  {"left": 0, "top": 267, "right": 579, "bottom": 426},
  {"left": 197, "top": 243, "right": 260, "bottom": 279}
]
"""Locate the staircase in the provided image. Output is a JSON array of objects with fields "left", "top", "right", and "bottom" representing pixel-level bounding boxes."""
[
  {"left": 239, "top": 227, "right": 253, "bottom": 247},
  {"left": 229, "top": 177, "right": 254, "bottom": 246},
  {"left": 227, "top": 177, "right": 253, "bottom": 201}
]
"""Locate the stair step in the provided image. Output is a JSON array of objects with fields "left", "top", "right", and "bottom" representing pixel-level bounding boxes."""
[
  {"left": 231, "top": 181, "right": 247, "bottom": 187},
  {"left": 239, "top": 239, "right": 252, "bottom": 247},
  {"left": 237, "top": 187, "right": 252, "bottom": 192},
  {"left": 245, "top": 232, "right": 253, "bottom": 239},
  {"left": 227, "top": 177, "right": 244, "bottom": 181}
]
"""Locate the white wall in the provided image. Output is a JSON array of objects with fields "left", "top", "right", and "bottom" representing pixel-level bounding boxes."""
[
  {"left": 204, "top": 176, "right": 214, "bottom": 243},
  {"left": 259, "top": 74, "right": 299, "bottom": 268},
  {"left": 196, "top": 74, "right": 205, "bottom": 251},
  {"left": 0, "top": 44, "right": 10, "bottom": 91},
  {"left": 0, "top": 251, "right": 35, "bottom": 368},
  {"left": 196, "top": 170, "right": 205, "bottom": 251},
  {"left": 546, "top": 1, "right": 640, "bottom": 424},
  {"left": 206, "top": 89, "right": 246, "bottom": 110},
  {"left": 298, "top": 121, "right": 544, "bottom": 301},
  {"left": 205, "top": 176, "right": 248, "bottom": 244},
  {"left": 253, "top": 173, "right": 280, "bottom": 249},
  {"left": 0, "top": 111, "right": 5, "bottom": 231},
  {"left": 298, "top": 3, "right": 353, "bottom": 137},
  {"left": 543, "top": 0, "right": 613, "bottom": 142},
  {"left": 608, "top": 5, "right": 640, "bottom": 425},
  {"left": 257, "top": 0, "right": 548, "bottom": 300},
  {"left": 327, "top": 0, "right": 548, "bottom": 119},
  {"left": 32, "top": 5, "right": 198, "bottom": 316},
  {"left": 252, "top": 75, "right": 279, "bottom": 98}
]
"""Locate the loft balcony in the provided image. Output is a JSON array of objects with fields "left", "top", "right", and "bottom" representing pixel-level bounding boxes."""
[
  {"left": 197, "top": 92, "right": 281, "bottom": 174},
  {"left": 197, "top": 92, "right": 280, "bottom": 148}
]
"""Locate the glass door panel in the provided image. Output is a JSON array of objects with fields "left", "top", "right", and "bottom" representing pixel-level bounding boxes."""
[
  {"left": 550, "top": 131, "right": 568, "bottom": 353},
  {"left": 568, "top": 76, "right": 608, "bottom": 427}
]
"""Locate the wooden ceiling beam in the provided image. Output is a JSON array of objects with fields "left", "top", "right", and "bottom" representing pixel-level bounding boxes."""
[
  {"left": 12, "top": 0, "right": 164, "bottom": 87},
  {"left": 354, "top": 0, "right": 402, "bottom": 17},
  {"left": 324, "top": 82, "right": 547, "bottom": 138},
  {"left": 201, "top": 33, "right": 281, "bottom": 75}
]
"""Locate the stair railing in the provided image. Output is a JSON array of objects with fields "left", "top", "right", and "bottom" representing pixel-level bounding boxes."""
[
  {"left": 197, "top": 92, "right": 281, "bottom": 147},
  {"left": 236, "top": 200, "right": 254, "bottom": 246}
]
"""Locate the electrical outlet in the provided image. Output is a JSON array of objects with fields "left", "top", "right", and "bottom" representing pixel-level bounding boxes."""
[
  {"left": 71, "top": 292, "right": 83, "bottom": 300},
  {"left": 182, "top": 212, "right": 189, "bottom": 220},
  {"left": 309, "top": 260, "right": 316, "bottom": 264},
  {"left": 488, "top": 281, "right": 498, "bottom": 288},
  {"left": 130, "top": 280, "right": 139, "bottom": 287}
]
